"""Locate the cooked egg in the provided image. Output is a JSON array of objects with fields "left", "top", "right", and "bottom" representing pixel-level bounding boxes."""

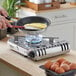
[
  {"left": 24, "top": 23, "right": 47, "bottom": 29},
  {"left": 24, "top": 25, "right": 39, "bottom": 30}
]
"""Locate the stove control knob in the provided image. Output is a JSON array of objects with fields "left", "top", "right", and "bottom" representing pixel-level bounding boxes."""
[
  {"left": 28, "top": 51, "right": 35, "bottom": 58},
  {"left": 36, "top": 46, "right": 40, "bottom": 48}
]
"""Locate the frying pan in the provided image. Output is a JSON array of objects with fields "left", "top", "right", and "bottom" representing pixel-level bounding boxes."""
[{"left": 12, "top": 16, "right": 51, "bottom": 35}]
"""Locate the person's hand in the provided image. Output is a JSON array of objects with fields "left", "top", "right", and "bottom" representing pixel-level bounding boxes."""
[
  {"left": 0, "top": 15, "right": 12, "bottom": 29},
  {"left": 0, "top": 7, "right": 8, "bottom": 17}
]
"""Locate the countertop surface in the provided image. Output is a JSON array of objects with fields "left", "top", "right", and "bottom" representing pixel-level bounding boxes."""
[
  {"left": 0, "top": 33, "right": 76, "bottom": 76},
  {"left": 21, "top": 3, "right": 76, "bottom": 13}
]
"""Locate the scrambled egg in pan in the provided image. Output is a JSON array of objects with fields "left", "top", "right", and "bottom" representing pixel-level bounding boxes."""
[{"left": 24, "top": 23, "right": 47, "bottom": 30}]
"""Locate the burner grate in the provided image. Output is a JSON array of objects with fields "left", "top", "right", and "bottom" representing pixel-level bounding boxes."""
[{"left": 25, "top": 35, "right": 43, "bottom": 44}]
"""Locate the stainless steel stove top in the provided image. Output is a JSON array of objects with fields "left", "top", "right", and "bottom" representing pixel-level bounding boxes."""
[{"left": 8, "top": 36, "right": 70, "bottom": 60}]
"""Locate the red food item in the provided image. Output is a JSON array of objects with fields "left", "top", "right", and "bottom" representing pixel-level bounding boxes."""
[
  {"left": 50, "top": 63, "right": 59, "bottom": 71},
  {"left": 55, "top": 67, "right": 65, "bottom": 74},
  {"left": 60, "top": 63, "right": 70, "bottom": 71},
  {"left": 57, "top": 58, "right": 66, "bottom": 65},
  {"left": 44, "top": 60, "right": 53, "bottom": 69},
  {"left": 70, "top": 63, "right": 76, "bottom": 70},
  {"left": 44, "top": 58, "right": 76, "bottom": 74}
]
